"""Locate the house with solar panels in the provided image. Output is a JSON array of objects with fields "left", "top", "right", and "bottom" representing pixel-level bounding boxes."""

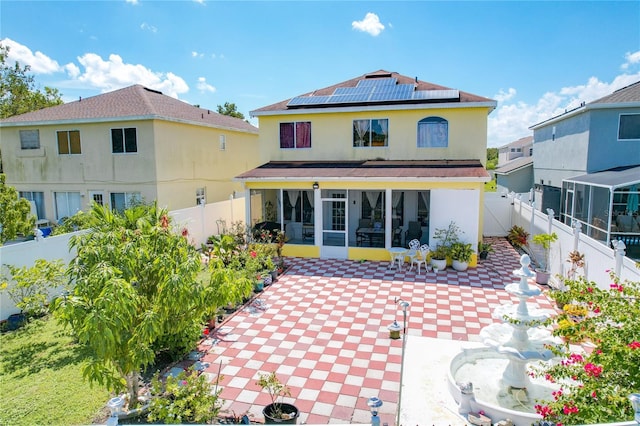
[
  {"left": 0, "top": 85, "right": 259, "bottom": 224},
  {"left": 236, "top": 70, "right": 497, "bottom": 263}
]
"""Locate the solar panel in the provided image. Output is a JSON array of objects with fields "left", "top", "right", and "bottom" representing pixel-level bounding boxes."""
[
  {"left": 330, "top": 93, "right": 371, "bottom": 104},
  {"left": 412, "top": 90, "right": 460, "bottom": 100},
  {"left": 287, "top": 95, "right": 332, "bottom": 106},
  {"left": 334, "top": 86, "right": 372, "bottom": 95},
  {"left": 356, "top": 77, "right": 397, "bottom": 87},
  {"left": 369, "top": 84, "right": 415, "bottom": 101}
]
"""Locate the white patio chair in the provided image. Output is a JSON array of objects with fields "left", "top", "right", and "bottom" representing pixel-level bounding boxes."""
[
  {"left": 404, "top": 239, "right": 421, "bottom": 268},
  {"left": 410, "top": 244, "right": 430, "bottom": 274}
]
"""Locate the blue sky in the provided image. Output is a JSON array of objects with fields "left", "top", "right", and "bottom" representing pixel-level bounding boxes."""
[{"left": 1, "top": 0, "right": 639, "bottom": 147}]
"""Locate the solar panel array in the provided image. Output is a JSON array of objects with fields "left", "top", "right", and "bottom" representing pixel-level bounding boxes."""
[{"left": 287, "top": 78, "right": 460, "bottom": 107}]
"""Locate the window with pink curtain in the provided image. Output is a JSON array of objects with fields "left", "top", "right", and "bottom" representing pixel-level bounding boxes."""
[{"left": 280, "top": 122, "right": 311, "bottom": 148}]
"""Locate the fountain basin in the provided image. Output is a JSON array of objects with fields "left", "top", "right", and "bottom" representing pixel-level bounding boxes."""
[{"left": 448, "top": 346, "right": 557, "bottom": 425}]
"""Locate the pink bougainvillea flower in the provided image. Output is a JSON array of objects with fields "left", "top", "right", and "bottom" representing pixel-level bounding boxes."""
[
  {"left": 628, "top": 341, "right": 640, "bottom": 350},
  {"left": 584, "top": 363, "right": 603, "bottom": 377},
  {"left": 250, "top": 251, "right": 257, "bottom": 258},
  {"left": 181, "top": 228, "right": 189, "bottom": 237}
]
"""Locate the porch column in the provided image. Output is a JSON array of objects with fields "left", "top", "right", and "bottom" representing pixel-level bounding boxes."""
[
  {"left": 244, "top": 188, "right": 251, "bottom": 230},
  {"left": 385, "top": 188, "right": 392, "bottom": 248},
  {"left": 314, "top": 186, "right": 321, "bottom": 246}
]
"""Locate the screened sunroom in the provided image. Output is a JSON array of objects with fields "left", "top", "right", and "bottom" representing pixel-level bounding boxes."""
[{"left": 560, "top": 165, "right": 640, "bottom": 260}]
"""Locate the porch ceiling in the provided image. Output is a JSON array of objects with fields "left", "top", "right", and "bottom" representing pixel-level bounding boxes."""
[{"left": 235, "top": 159, "right": 490, "bottom": 181}]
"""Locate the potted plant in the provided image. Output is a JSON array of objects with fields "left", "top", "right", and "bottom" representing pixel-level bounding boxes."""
[
  {"left": 450, "top": 242, "right": 474, "bottom": 272},
  {"left": 430, "top": 221, "right": 462, "bottom": 271},
  {"left": 477, "top": 241, "right": 494, "bottom": 260},
  {"left": 256, "top": 372, "right": 299, "bottom": 424},
  {"left": 530, "top": 232, "right": 558, "bottom": 284}
]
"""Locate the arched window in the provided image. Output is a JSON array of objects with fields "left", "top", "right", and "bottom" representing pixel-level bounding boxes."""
[{"left": 417, "top": 117, "right": 448, "bottom": 147}]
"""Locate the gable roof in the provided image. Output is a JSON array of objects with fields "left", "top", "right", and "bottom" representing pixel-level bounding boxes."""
[
  {"left": 498, "top": 136, "right": 533, "bottom": 151},
  {"left": 251, "top": 70, "right": 496, "bottom": 115},
  {"left": 494, "top": 156, "right": 533, "bottom": 175},
  {"left": 0, "top": 85, "right": 258, "bottom": 133},
  {"left": 589, "top": 80, "right": 640, "bottom": 105}
]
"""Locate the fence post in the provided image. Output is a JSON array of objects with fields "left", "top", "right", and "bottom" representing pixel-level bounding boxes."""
[
  {"left": 612, "top": 240, "right": 626, "bottom": 278},
  {"left": 546, "top": 209, "right": 555, "bottom": 236},
  {"left": 530, "top": 201, "right": 536, "bottom": 238},
  {"left": 572, "top": 221, "right": 582, "bottom": 252}
]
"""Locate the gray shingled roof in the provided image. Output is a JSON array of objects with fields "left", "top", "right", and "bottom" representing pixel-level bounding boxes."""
[
  {"left": 0, "top": 85, "right": 258, "bottom": 133},
  {"left": 589, "top": 80, "right": 640, "bottom": 105},
  {"left": 493, "top": 156, "right": 533, "bottom": 175},
  {"left": 251, "top": 70, "right": 495, "bottom": 114}
]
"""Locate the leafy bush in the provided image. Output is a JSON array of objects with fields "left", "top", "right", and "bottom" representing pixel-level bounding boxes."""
[
  {"left": 147, "top": 368, "right": 223, "bottom": 424},
  {"left": 507, "top": 225, "right": 529, "bottom": 249},
  {"left": 1, "top": 259, "right": 66, "bottom": 317},
  {"left": 431, "top": 221, "right": 462, "bottom": 259},
  {"left": 531, "top": 269, "right": 640, "bottom": 424}
]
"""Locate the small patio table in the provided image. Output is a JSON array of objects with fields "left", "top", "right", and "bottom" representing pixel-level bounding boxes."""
[{"left": 388, "top": 247, "right": 408, "bottom": 270}]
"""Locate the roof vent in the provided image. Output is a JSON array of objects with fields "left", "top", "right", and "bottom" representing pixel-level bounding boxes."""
[
  {"left": 364, "top": 72, "right": 393, "bottom": 79},
  {"left": 143, "top": 87, "right": 163, "bottom": 95}
]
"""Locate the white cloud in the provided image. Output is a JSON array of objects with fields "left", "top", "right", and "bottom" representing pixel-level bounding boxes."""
[
  {"left": 191, "top": 51, "right": 204, "bottom": 58},
  {"left": 487, "top": 71, "right": 640, "bottom": 147},
  {"left": 125, "top": 0, "right": 139, "bottom": 4},
  {"left": 1, "top": 37, "right": 61, "bottom": 74},
  {"left": 494, "top": 88, "right": 516, "bottom": 103},
  {"left": 74, "top": 52, "right": 189, "bottom": 98},
  {"left": 140, "top": 22, "right": 157, "bottom": 33},
  {"left": 621, "top": 50, "right": 640, "bottom": 70},
  {"left": 193, "top": 0, "right": 206, "bottom": 4},
  {"left": 196, "top": 77, "right": 216, "bottom": 93},
  {"left": 352, "top": 13, "right": 385, "bottom": 37}
]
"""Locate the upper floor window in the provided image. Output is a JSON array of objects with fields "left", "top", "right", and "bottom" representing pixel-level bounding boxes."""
[
  {"left": 19, "top": 130, "right": 40, "bottom": 149},
  {"left": 57, "top": 130, "right": 81, "bottom": 154},
  {"left": 353, "top": 119, "right": 388, "bottom": 147},
  {"left": 417, "top": 117, "right": 448, "bottom": 148},
  {"left": 618, "top": 114, "right": 640, "bottom": 140},
  {"left": 219, "top": 135, "right": 226, "bottom": 151},
  {"left": 280, "top": 122, "right": 311, "bottom": 148},
  {"left": 111, "top": 128, "right": 137, "bottom": 153}
]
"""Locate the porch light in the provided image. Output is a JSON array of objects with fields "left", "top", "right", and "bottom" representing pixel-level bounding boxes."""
[
  {"left": 367, "top": 396, "right": 383, "bottom": 426},
  {"left": 312, "top": 182, "right": 319, "bottom": 190},
  {"left": 105, "top": 396, "right": 124, "bottom": 426}
]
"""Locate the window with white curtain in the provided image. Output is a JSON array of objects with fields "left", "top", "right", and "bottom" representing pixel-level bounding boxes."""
[
  {"left": 353, "top": 119, "right": 388, "bottom": 147},
  {"left": 417, "top": 117, "right": 448, "bottom": 147},
  {"left": 54, "top": 192, "right": 81, "bottom": 220},
  {"left": 20, "top": 191, "right": 45, "bottom": 219}
]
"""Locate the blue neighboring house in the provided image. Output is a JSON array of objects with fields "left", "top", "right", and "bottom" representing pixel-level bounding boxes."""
[{"left": 530, "top": 81, "right": 640, "bottom": 258}]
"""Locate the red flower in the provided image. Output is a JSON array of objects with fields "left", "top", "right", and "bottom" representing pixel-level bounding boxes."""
[
  {"left": 250, "top": 251, "right": 257, "bottom": 258},
  {"left": 535, "top": 404, "right": 554, "bottom": 418},
  {"left": 181, "top": 228, "right": 189, "bottom": 237},
  {"left": 584, "top": 363, "right": 603, "bottom": 377},
  {"left": 628, "top": 341, "right": 640, "bottom": 350},
  {"left": 562, "top": 404, "right": 579, "bottom": 415},
  {"left": 203, "top": 328, "right": 209, "bottom": 335},
  {"left": 593, "top": 306, "right": 601, "bottom": 313}
]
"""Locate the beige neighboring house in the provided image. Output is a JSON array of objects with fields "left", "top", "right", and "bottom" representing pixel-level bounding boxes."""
[
  {"left": 0, "top": 85, "right": 259, "bottom": 225},
  {"left": 497, "top": 135, "right": 533, "bottom": 166}
]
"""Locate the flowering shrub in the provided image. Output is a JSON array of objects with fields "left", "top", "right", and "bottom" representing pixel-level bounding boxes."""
[{"left": 531, "top": 270, "right": 640, "bottom": 424}]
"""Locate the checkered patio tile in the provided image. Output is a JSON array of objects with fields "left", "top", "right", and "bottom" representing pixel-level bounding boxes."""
[{"left": 192, "top": 237, "right": 556, "bottom": 424}]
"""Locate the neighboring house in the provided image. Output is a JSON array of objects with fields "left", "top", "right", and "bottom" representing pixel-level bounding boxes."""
[
  {"left": 497, "top": 136, "right": 533, "bottom": 166},
  {"left": 529, "top": 81, "right": 640, "bottom": 255},
  {"left": 494, "top": 156, "right": 534, "bottom": 195},
  {"left": 0, "top": 85, "right": 259, "bottom": 225},
  {"left": 236, "top": 70, "right": 496, "bottom": 262}
]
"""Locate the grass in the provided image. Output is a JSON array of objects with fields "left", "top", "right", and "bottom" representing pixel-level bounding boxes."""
[
  {"left": 484, "top": 179, "right": 497, "bottom": 192},
  {"left": 0, "top": 315, "right": 110, "bottom": 426}
]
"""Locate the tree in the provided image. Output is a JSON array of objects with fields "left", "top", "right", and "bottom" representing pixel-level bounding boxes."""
[
  {"left": 486, "top": 147, "right": 498, "bottom": 170},
  {"left": 0, "top": 174, "right": 33, "bottom": 243},
  {"left": 0, "top": 43, "right": 63, "bottom": 119},
  {"left": 52, "top": 203, "right": 207, "bottom": 407},
  {"left": 216, "top": 101, "right": 245, "bottom": 120}
]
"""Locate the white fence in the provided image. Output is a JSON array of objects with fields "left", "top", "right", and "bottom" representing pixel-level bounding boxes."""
[{"left": 505, "top": 193, "right": 640, "bottom": 289}]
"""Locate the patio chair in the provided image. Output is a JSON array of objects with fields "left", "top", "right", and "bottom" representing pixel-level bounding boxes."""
[
  {"left": 392, "top": 218, "right": 402, "bottom": 246},
  {"left": 404, "top": 239, "right": 421, "bottom": 268},
  {"left": 405, "top": 221, "right": 422, "bottom": 245},
  {"left": 356, "top": 218, "right": 372, "bottom": 246},
  {"left": 409, "top": 244, "right": 430, "bottom": 274}
]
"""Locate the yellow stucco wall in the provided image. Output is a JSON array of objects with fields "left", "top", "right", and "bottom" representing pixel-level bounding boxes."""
[
  {"left": 153, "top": 120, "right": 260, "bottom": 210},
  {"left": 256, "top": 107, "right": 489, "bottom": 164},
  {"left": 1, "top": 118, "right": 259, "bottom": 221}
]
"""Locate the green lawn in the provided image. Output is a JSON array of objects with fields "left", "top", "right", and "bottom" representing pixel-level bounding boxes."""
[{"left": 0, "top": 316, "right": 110, "bottom": 426}]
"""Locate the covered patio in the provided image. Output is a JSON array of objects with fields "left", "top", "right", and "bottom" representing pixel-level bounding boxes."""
[
  {"left": 237, "top": 160, "right": 490, "bottom": 262},
  {"left": 561, "top": 165, "right": 640, "bottom": 260}
]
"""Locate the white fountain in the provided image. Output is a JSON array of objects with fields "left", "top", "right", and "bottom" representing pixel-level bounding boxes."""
[{"left": 448, "top": 254, "right": 562, "bottom": 425}]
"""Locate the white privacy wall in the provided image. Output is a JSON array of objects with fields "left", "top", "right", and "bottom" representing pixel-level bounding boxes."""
[{"left": 430, "top": 189, "right": 480, "bottom": 247}]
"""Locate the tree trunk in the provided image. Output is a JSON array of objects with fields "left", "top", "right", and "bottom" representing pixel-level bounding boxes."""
[{"left": 126, "top": 372, "right": 140, "bottom": 409}]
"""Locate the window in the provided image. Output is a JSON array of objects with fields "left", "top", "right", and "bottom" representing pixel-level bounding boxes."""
[
  {"left": 19, "top": 130, "right": 40, "bottom": 149},
  {"left": 20, "top": 191, "right": 45, "bottom": 219},
  {"left": 54, "top": 192, "right": 81, "bottom": 221},
  {"left": 57, "top": 130, "right": 81, "bottom": 154},
  {"left": 196, "top": 188, "right": 206, "bottom": 206},
  {"left": 111, "top": 128, "right": 138, "bottom": 153},
  {"left": 353, "top": 119, "right": 388, "bottom": 147},
  {"left": 618, "top": 114, "right": 640, "bottom": 140},
  {"left": 417, "top": 117, "right": 448, "bottom": 147},
  {"left": 361, "top": 191, "right": 384, "bottom": 223},
  {"left": 110, "top": 192, "right": 142, "bottom": 212},
  {"left": 219, "top": 135, "right": 226, "bottom": 151},
  {"left": 417, "top": 191, "right": 430, "bottom": 226},
  {"left": 279, "top": 122, "right": 311, "bottom": 148}
]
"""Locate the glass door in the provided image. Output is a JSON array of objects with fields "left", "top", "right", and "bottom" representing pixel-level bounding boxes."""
[{"left": 320, "top": 190, "right": 348, "bottom": 258}]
